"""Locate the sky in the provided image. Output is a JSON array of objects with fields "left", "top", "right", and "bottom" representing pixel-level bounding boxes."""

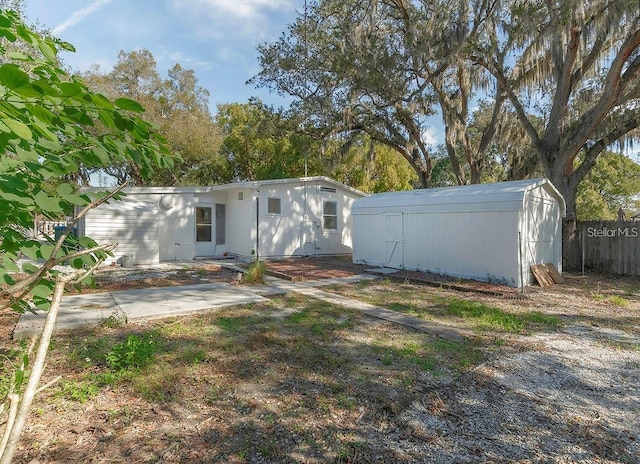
[
  {"left": 24, "top": 0, "right": 302, "bottom": 112},
  {"left": 22, "top": 0, "right": 442, "bottom": 146}
]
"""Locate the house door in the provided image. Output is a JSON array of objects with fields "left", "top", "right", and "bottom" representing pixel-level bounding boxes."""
[
  {"left": 384, "top": 213, "right": 403, "bottom": 268},
  {"left": 195, "top": 205, "right": 214, "bottom": 256}
]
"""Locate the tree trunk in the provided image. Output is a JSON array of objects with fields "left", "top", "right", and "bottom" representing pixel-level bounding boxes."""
[{"left": 548, "top": 171, "right": 581, "bottom": 272}]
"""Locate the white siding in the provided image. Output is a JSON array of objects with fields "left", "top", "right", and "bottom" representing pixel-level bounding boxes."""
[
  {"left": 84, "top": 201, "right": 159, "bottom": 265},
  {"left": 81, "top": 177, "right": 365, "bottom": 263}
]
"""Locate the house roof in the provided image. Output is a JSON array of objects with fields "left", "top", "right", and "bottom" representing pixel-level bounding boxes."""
[
  {"left": 82, "top": 177, "right": 366, "bottom": 197},
  {"left": 353, "top": 178, "right": 566, "bottom": 215}
]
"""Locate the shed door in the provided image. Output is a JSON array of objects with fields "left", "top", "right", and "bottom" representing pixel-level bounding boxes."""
[
  {"left": 384, "top": 213, "right": 403, "bottom": 268},
  {"left": 526, "top": 194, "right": 559, "bottom": 266}
]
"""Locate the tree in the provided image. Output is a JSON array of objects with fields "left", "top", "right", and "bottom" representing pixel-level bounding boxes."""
[
  {"left": 83, "top": 50, "right": 224, "bottom": 186},
  {"left": 576, "top": 151, "right": 640, "bottom": 220},
  {"left": 216, "top": 100, "right": 316, "bottom": 181},
  {"left": 324, "top": 133, "right": 417, "bottom": 192},
  {"left": 252, "top": 0, "right": 510, "bottom": 188},
  {"left": 0, "top": 10, "right": 172, "bottom": 461},
  {"left": 473, "top": 0, "right": 640, "bottom": 220},
  {"left": 251, "top": 0, "right": 439, "bottom": 187}
]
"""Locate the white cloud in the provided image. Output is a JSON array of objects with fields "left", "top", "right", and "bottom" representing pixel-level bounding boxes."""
[
  {"left": 52, "top": 0, "right": 113, "bottom": 35},
  {"left": 169, "top": 0, "right": 295, "bottom": 41},
  {"left": 422, "top": 127, "right": 439, "bottom": 147}
]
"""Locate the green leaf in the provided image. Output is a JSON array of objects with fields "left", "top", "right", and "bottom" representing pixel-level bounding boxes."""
[
  {"left": 32, "top": 282, "right": 54, "bottom": 299},
  {"left": 115, "top": 97, "right": 144, "bottom": 113},
  {"left": 7, "top": 51, "right": 30, "bottom": 61},
  {"left": 0, "top": 267, "right": 15, "bottom": 286},
  {"left": 21, "top": 262, "right": 40, "bottom": 274},
  {"left": 33, "top": 190, "right": 63, "bottom": 214},
  {"left": 56, "top": 183, "right": 74, "bottom": 195},
  {"left": 59, "top": 82, "right": 83, "bottom": 97},
  {"left": 19, "top": 242, "right": 40, "bottom": 261},
  {"left": 0, "top": 191, "right": 33, "bottom": 206},
  {"left": 0, "top": 64, "right": 29, "bottom": 89},
  {"left": 98, "top": 110, "right": 116, "bottom": 130},
  {"left": 32, "top": 296, "right": 51, "bottom": 311},
  {"left": 2, "top": 118, "right": 32, "bottom": 140},
  {"left": 91, "top": 146, "right": 110, "bottom": 164},
  {"left": 38, "top": 40, "right": 57, "bottom": 62},
  {"left": 13, "top": 84, "right": 43, "bottom": 98},
  {"left": 0, "top": 29, "right": 17, "bottom": 42},
  {"left": 25, "top": 104, "right": 54, "bottom": 124}
]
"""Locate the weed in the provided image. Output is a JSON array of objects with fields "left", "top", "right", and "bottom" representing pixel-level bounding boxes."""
[
  {"left": 54, "top": 379, "right": 99, "bottom": 403},
  {"left": 88, "top": 371, "right": 121, "bottom": 387},
  {"left": 100, "top": 308, "right": 128, "bottom": 328},
  {"left": 607, "top": 295, "right": 629, "bottom": 307},
  {"left": 243, "top": 260, "right": 265, "bottom": 284},
  {"left": 105, "top": 332, "right": 159, "bottom": 371}
]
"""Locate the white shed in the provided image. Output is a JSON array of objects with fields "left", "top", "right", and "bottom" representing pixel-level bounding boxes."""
[
  {"left": 80, "top": 177, "right": 364, "bottom": 265},
  {"left": 352, "top": 178, "right": 566, "bottom": 288}
]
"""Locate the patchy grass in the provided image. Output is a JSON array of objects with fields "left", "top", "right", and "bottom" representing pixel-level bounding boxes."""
[
  {"left": 30, "top": 291, "right": 494, "bottom": 462},
  {"left": 328, "top": 279, "right": 561, "bottom": 334},
  {"left": 16, "top": 274, "right": 637, "bottom": 463}
]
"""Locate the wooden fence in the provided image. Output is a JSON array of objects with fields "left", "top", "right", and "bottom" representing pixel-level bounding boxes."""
[{"left": 563, "top": 220, "right": 640, "bottom": 275}]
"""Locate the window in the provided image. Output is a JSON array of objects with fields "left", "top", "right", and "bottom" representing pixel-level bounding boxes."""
[
  {"left": 196, "top": 207, "right": 212, "bottom": 242},
  {"left": 237, "top": 191, "right": 244, "bottom": 201},
  {"left": 215, "top": 204, "right": 226, "bottom": 245},
  {"left": 267, "top": 197, "right": 282, "bottom": 215},
  {"left": 323, "top": 201, "right": 337, "bottom": 230}
]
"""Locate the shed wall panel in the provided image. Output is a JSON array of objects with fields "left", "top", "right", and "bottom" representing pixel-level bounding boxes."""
[{"left": 352, "top": 179, "right": 563, "bottom": 288}]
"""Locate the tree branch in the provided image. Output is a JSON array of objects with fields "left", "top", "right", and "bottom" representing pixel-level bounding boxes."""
[{"left": 0, "top": 182, "right": 128, "bottom": 309}]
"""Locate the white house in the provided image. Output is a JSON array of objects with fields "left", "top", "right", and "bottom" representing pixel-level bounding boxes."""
[
  {"left": 351, "top": 178, "right": 566, "bottom": 288},
  {"left": 79, "top": 177, "right": 365, "bottom": 265}
]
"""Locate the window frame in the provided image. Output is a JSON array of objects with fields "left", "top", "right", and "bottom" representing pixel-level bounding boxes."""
[
  {"left": 322, "top": 200, "right": 338, "bottom": 230},
  {"left": 267, "top": 197, "right": 282, "bottom": 215}
]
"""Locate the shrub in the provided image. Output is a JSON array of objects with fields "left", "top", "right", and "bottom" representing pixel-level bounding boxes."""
[{"left": 243, "top": 260, "right": 266, "bottom": 284}]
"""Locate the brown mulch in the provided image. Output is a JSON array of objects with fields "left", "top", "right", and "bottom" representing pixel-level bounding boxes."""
[{"left": 81, "top": 263, "right": 239, "bottom": 294}]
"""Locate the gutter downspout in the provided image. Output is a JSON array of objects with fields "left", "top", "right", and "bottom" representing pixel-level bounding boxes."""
[{"left": 255, "top": 194, "right": 260, "bottom": 261}]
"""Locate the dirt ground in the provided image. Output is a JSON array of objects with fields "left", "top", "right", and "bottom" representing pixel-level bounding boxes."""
[{"left": 1, "top": 257, "right": 639, "bottom": 463}]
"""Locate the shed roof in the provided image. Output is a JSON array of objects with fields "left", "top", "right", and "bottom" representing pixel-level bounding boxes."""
[{"left": 353, "top": 178, "right": 566, "bottom": 215}]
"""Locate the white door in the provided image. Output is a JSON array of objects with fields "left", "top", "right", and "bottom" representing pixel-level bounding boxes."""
[
  {"left": 384, "top": 213, "right": 403, "bottom": 268},
  {"left": 526, "top": 195, "right": 559, "bottom": 265},
  {"left": 195, "top": 204, "right": 215, "bottom": 256}
]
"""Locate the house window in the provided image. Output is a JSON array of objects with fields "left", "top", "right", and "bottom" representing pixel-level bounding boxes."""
[
  {"left": 267, "top": 197, "right": 282, "bottom": 215},
  {"left": 323, "top": 201, "right": 337, "bottom": 230},
  {"left": 196, "top": 207, "right": 212, "bottom": 242},
  {"left": 237, "top": 191, "right": 244, "bottom": 201}
]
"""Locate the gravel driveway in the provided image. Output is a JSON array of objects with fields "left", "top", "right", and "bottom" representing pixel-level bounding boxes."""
[{"left": 395, "top": 325, "right": 639, "bottom": 463}]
